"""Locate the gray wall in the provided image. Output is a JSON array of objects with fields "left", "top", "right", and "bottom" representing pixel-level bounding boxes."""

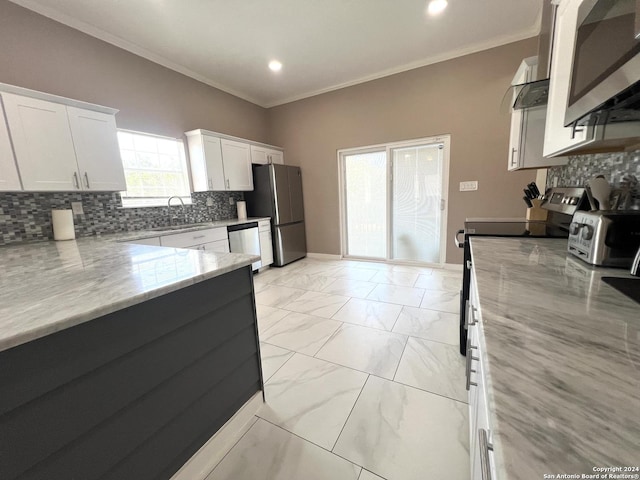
[
  {"left": 0, "top": 0, "right": 268, "bottom": 142},
  {"left": 268, "top": 38, "right": 539, "bottom": 263},
  {"left": 0, "top": 1, "right": 267, "bottom": 245}
]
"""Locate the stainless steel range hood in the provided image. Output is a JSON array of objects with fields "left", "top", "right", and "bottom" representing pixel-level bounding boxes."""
[
  {"left": 513, "top": 78, "right": 550, "bottom": 109},
  {"left": 511, "top": 1, "right": 556, "bottom": 110}
]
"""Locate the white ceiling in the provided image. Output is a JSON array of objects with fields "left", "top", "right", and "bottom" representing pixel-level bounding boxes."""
[{"left": 11, "top": 0, "right": 542, "bottom": 107}]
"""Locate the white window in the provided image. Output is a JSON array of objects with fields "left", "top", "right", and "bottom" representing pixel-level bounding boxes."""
[{"left": 117, "top": 130, "right": 191, "bottom": 207}]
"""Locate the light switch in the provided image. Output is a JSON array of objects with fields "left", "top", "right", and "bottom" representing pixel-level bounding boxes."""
[
  {"left": 71, "top": 201, "right": 84, "bottom": 215},
  {"left": 459, "top": 181, "right": 478, "bottom": 192},
  {"left": 206, "top": 198, "right": 214, "bottom": 207},
  {"left": 229, "top": 197, "right": 235, "bottom": 205}
]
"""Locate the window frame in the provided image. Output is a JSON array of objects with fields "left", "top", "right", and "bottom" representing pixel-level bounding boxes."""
[{"left": 117, "top": 129, "right": 192, "bottom": 208}]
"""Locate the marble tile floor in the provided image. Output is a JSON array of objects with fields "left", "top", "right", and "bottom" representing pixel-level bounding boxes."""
[{"left": 207, "top": 258, "right": 469, "bottom": 480}]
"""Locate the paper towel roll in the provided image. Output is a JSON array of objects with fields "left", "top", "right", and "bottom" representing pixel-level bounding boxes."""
[
  {"left": 52, "top": 209, "right": 75, "bottom": 241},
  {"left": 236, "top": 201, "right": 247, "bottom": 220}
]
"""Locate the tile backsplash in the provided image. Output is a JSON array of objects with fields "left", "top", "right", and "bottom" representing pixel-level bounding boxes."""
[
  {"left": 0, "top": 191, "right": 244, "bottom": 246},
  {"left": 546, "top": 150, "right": 640, "bottom": 189}
]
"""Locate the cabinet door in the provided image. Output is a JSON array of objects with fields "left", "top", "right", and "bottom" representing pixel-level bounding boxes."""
[
  {"left": 507, "top": 64, "right": 528, "bottom": 171},
  {"left": 259, "top": 230, "right": 274, "bottom": 266},
  {"left": 67, "top": 106, "right": 126, "bottom": 191},
  {"left": 0, "top": 104, "right": 22, "bottom": 191},
  {"left": 543, "top": 0, "right": 594, "bottom": 157},
  {"left": 203, "top": 136, "right": 226, "bottom": 191},
  {"left": 202, "top": 238, "right": 230, "bottom": 253},
  {"left": 221, "top": 139, "right": 253, "bottom": 191},
  {"left": 2, "top": 93, "right": 79, "bottom": 191},
  {"left": 269, "top": 150, "right": 284, "bottom": 165},
  {"left": 508, "top": 107, "right": 524, "bottom": 171},
  {"left": 250, "top": 145, "right": 268, "bottom": 165}
]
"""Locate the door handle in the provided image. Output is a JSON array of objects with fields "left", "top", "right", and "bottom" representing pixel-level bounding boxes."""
[
  {"left": 226, "top": 178, "right": 230, "bottom": 189},
  {"left": 84, "top": 172, "right": 91, "bottom": 189},
  {"left": 479, "top": 429, "right": 494, "bottom": 480},
  {"left": 440, "top": 198, "right": 445, "bottom": 211},
  {"left": 454, "top": 229, "right": 465, "bottom": 248},
  {"left": 208, "top": 178, "right": 213, "bottom": 190},
  {"left": 570, "top": 123, "right": 584, "bottom": 140},
  {"left": 73, "top": 172, "right": 80, "bottom": 189},
  {"left": 510, "top": 148, "right": 517, "bottom": 166}
]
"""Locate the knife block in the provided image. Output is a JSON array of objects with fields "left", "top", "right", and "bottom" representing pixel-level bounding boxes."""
[{"left": 526, "top": 199, "right": 548, "bottom": 221}]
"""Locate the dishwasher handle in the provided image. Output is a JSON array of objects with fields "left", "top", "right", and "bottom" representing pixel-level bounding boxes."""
[{"left": 227, "top": 222, "right": 259, "bottom": 232}]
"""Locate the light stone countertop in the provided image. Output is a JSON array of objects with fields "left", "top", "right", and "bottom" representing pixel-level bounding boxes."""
[
  {"left": 470, "top": 237, "right": 640, "bottom": 480},
  {"left": 0, "top": 236, "right": 260, "bottom": 353}
]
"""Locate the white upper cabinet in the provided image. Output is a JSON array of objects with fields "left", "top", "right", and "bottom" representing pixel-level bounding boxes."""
[
  {"left": 542, "top": 0, "right": 639, "bottom": 157},
  {"left": 508, "top": 58, "right": 566, "bottom": 170},
  {"left": 0, "top": 86, "right": 125, "bottom": 192},
  {"left": 220, "top": 139, "right": 253, "bottom": 191},
  {"left": 67, "top": 106, "right": 126, "bottom": 191},
  {"left": 544, "top": 0, "right": 592, "bottom": 157},
  {"left": 187, "top": 133, "right": 226, "bottom": 192},
  {"left": 187, "top": 130, "right": 259, "bottom": 192},
  {"left": 2, "top": 92, "right": 80, "bottom": 191},
  {"left": 250, "top": 144, "right": 284, "bottom": 165},
  {"left": 0, "top": 102, "right": 21, "bottom": 191}
]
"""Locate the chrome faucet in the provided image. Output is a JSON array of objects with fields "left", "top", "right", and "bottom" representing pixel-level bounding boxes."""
[{"left": 167, "top": 196, "right": 186, "bottom": 226}]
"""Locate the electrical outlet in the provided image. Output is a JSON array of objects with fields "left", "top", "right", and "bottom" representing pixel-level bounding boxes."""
[
  {"left": 229, "top": 197, "right": 235, "bottom": 205},
  {"left": 71, "top": 201, "right": 84, "bottom": 215},
  {"left": 459, "top": 181, "right": 478, "bottom": 192},
  {"left": 206, "top": 198, "right": 214, "bottom": 207}
]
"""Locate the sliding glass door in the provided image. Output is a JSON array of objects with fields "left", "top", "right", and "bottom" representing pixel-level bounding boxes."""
[
  {"left": 340, "top": 136, "right": 449, "bottom": 264},
  {"left": 342, "top": 150, "right": 387, "bottom": 258},
  {"left": 391, "top": 143, "right": 444, "bottom": 263}
]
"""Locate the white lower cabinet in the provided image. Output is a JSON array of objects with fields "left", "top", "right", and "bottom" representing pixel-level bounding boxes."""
[
  {"left": 159, "top": 227, "right": 228, "bottom": 249},
  {"left": 258, "top": 220, "right": 274, "bottom": 267},
  {"left": 467, "top": 268, "right": 497, "bottom": 480},
  {"left": 202, "top": 239, "right": 230, "bottom": 253}
]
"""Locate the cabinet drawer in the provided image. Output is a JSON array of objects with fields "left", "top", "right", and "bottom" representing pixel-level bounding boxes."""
[
  {"left": 160, "top": 228, "right": 227, "bottom": 248},
  {"left": 202, "top": 239, "right": 230, "bottom": 253},
  {"left": 258, "top": 220, "right": 271, "bottom": 232}
]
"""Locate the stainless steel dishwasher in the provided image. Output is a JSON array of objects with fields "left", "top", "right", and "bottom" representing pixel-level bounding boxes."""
[{"left": 227, "top": 222, "right": 261, "bottom": 271}]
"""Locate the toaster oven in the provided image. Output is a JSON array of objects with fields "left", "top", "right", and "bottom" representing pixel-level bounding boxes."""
[{"left": 568, "top": 211, "right": 640, "bottom": 267}]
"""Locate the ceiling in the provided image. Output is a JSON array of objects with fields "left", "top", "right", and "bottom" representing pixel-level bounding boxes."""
[{"left": 11, "top": 0, "right": 542, "bottom": 108}]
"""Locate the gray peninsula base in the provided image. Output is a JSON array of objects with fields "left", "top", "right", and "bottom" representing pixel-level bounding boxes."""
[{"left": 0, "top": 265, "right": 263, "bottom": 480}]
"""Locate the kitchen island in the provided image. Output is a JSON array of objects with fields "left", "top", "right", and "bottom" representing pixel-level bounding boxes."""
[
  {"left": 0, "top": 237, "right": 263, "bottom": 480},
  {"left": 469, "top": 237, "right": 639, "bottom": 480}
]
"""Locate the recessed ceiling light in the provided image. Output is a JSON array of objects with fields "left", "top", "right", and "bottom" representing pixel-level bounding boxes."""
[
  {"left": 427, "top": 0, "right": 448, "bottom": 16},
  {"left": 268, "top": 60, "right": 282, "bottom": 72}
]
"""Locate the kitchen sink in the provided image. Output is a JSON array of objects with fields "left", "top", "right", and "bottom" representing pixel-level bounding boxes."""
[
  {"left": 602, "top": 277, "right": 640, "bottom": 305},
  {"left": 150, "top": 223, "right": 212, "bottom": 232}
]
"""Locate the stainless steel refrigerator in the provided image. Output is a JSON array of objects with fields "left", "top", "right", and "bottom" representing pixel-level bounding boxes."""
[{"left": 245, "top": 164, "right": 307, "bottom": 266}]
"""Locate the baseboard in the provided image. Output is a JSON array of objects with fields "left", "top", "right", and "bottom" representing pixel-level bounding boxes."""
[
  {"left": 170, "top": 392, "right": 263, "bottom": 480},
  {"left": 306, "top": 252, "right": 342, "bottom": 260}
]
